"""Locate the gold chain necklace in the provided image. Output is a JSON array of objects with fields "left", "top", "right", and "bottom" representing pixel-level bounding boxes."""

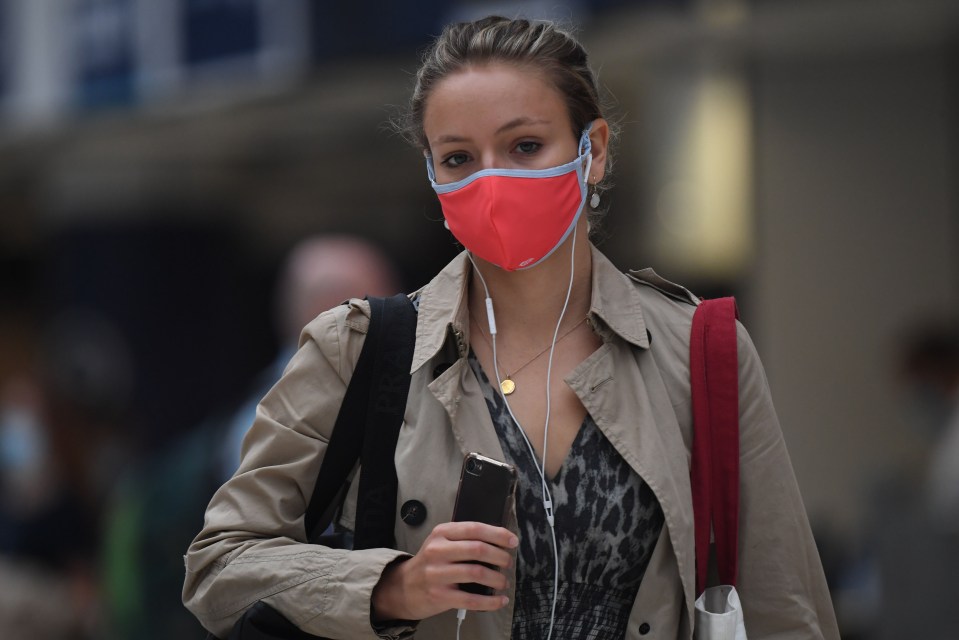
[{"left": 471, "top": 315, "right": 588, "bottom": 395}]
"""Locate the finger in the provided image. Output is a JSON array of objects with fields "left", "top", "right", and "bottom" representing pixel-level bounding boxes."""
[
  {"left": 434, "top": 539, "right": 513, "bottom": 569},
  {"left": 427, "top": 561, "right": 511, "bottom": 592},
  {"left": 443, "top": 588, "right": 511, "bottom": 613},
  {"left": 435, "top": 521, "right": 519, "bottom": 548}
]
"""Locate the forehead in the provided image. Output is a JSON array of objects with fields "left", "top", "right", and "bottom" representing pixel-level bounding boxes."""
[{"left": 422, "top": 63, "right": 571, "bottom": 142}]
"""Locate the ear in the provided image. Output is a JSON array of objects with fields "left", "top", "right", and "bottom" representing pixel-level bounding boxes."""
[{"left": 586, "top": 118, "right": 610, "bottom": 185}]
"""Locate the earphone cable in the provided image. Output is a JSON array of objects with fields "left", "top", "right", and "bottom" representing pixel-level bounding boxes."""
[
  {"left": 466, "top": 221, "right": 577, "bottom": 640},
  {"left": 463, "top": 148, "right": 590, "bottom": 640},
  {"left": 468, "top": 254, "right": 559, "bottom": 640}
]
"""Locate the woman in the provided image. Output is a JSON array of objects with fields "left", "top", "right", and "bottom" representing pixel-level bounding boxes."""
[{"left": 183, "top": 15, "right": 839, "bottom": 640}]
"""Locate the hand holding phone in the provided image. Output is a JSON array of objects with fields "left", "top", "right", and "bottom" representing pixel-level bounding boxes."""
[
  {"left": 372, "top": 455, "right": 517, "bottom": 622},
  {"left": 451, "top": 452, "right": 517, "bottom": 595}
]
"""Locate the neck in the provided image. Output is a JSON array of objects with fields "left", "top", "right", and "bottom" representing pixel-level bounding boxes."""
[{"left": 468, "top": 226, "right": 593, "bottom": 341}]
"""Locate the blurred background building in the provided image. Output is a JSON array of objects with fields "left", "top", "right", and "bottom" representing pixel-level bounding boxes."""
[{"left": 0, "top": 0, "right": 957, "bottom": 638}]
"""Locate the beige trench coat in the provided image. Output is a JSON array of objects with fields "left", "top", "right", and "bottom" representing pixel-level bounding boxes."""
[{"left": 183, "top": 246, "right": 839, "bottom": 640}]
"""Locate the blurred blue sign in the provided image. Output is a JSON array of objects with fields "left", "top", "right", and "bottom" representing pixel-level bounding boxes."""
[
  {"left": 0, "top": 0, "right": 8, "bottom": 99},
  {"left": 310, "top": 3, "right": 444, "bottom": 59},
  {"left": 183, "top": 0, "right": 259, "bottom": 64},
  {"left": 73, "top": 0, "right": 136, "bottom": 109},
  {"left": 308, "top": 0, "right": 689, "bottom": 61}
]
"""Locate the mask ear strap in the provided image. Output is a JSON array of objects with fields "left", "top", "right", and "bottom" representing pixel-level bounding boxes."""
[
  {"left": 579, "top": 127, "right": 592, "bottom": 153},
  {"left": 579, "top": 126, "right": 594, "bottom": 185}
]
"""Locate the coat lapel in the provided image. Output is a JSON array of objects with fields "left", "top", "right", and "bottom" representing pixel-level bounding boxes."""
[
  {"left": 566, "top": 325, "right": 696, "bottom": 633},
  {"left": 427, "top": 357, "right": 507, "bottom": 465}
]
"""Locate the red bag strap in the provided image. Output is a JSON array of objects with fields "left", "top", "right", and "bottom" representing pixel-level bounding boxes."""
[{"left": 690, "top": 297, "right": 740, "bottom": 596}]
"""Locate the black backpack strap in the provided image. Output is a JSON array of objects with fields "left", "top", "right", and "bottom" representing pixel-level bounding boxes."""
[
  {"left": 206, "top": 295, "right": 415, "bottom": 640},
  {"left": 304, "top": 294, "right": 417, "bottom": 546}
]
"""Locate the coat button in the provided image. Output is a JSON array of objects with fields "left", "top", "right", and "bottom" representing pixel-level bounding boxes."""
[
  {"left": 432, "top": 363, "right": 451, "bottom": 379},
  {"left": 400, "top": 500, "right": 427, "bottom": 526},
  {"left": 638, "top": 622, "right": 651, "bottom": 635}
]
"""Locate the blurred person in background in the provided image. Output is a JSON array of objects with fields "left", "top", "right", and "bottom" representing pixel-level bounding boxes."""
[
  {"left": 874, "top": 321, "right": 959, "bottom": 640},
  {"left": 0, "top": 310, "right": 135, "bottom": 639},
  {"left": 0, "top": 376, "right": 53, "bottom": 553},
  {"left": 184, "top": 15, "right": 838, "bottom": 640},
  {"left": 835, "top": 320, "right": 959, "bottom": 640},
  {"left": 100, "top": 234, "right": 399, "bottom": 640},
  {"left": 0, "top": 374, "right": 84, "bottom": 639},
  {"left": 901, "top": 321, "right": 959, "bottom": 528},
  {"left": 217, "top": 236, "right": 402, "bottom": 484}
]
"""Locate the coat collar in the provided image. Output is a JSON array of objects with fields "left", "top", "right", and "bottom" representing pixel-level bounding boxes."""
[
  {"left": 588, "top": 247, "right": 652, "bottom": 351},
  {"left": 411, "top": 245, "right": 651, "bottom": 374}
]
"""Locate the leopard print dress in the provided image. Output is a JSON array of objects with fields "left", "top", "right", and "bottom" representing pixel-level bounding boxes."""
[{"left": 468, "top": 352, "right": 665, "bottom": 640}]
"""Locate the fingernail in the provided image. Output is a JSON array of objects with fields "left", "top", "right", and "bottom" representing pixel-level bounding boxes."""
[
  {"left": 508, "top": 536, "right": 519, "bottom": 548},
  {"left": 502, "top": 596, "right": 510, "bottom": 606}
]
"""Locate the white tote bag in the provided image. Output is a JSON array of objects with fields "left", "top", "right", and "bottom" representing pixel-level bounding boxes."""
[{"left": 694, "top": 584, "right": 748, "bottom": 640}]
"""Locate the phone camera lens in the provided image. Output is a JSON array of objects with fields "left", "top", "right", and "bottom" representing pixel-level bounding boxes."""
[{"left": 465, "top": 457, "right": 483, "bottom": 476}]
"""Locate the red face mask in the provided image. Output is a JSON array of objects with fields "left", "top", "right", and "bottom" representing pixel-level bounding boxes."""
[{"left": 428, "top": 131, "right": 592, "bottom": 271}]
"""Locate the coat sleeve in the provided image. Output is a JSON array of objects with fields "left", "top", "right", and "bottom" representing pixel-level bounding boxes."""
[
  {"left": 734, "top": 322, "right": 840, "bottom": 639},
  {"left": 182, "top": 302, "right": 412, "bottom": 639}
]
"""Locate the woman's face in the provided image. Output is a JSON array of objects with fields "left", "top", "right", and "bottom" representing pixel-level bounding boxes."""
[{"left": 423, "top": 63, "right": 606, "bottom": 185}]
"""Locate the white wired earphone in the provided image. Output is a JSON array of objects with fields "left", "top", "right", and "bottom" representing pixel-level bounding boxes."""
[{"left": 456, "top": 151, "right": 592, "bottom": 640}]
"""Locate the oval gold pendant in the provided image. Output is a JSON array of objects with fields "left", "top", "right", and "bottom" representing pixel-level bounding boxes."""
[{"left": 500, "top": 377, "right": 516, "bottom": 395}]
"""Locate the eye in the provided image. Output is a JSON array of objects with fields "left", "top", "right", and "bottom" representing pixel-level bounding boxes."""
[
  {"left": 514, "top": 140, "right": 542, "bottom": 155},
  {"left": 441, "top": 152, "right": 470, "bottom": 168}
]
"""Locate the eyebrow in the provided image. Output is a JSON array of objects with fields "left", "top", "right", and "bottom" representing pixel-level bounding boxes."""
[{"left": 431, "top": 117, "right": 551, "bottom": 145}]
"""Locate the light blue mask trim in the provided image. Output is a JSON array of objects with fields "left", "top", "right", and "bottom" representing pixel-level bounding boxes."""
[{"left": 426, "top": 128, "right": 593, "bottom": 194}]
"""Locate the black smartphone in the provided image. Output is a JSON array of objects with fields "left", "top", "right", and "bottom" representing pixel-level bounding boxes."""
[{"left": 451, "top": 452, "right": 518, "bottom": 595}]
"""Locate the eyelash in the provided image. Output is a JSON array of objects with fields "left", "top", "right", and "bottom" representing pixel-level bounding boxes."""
[
  {"left": 441, "top": 153, "right": 469, "bottom": 168},
  {"left": 515, "top": 140, "right": 541, "bottom": 155},
  {"left": 439, "top": 141, "right": 543, "bottom": 169}
]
